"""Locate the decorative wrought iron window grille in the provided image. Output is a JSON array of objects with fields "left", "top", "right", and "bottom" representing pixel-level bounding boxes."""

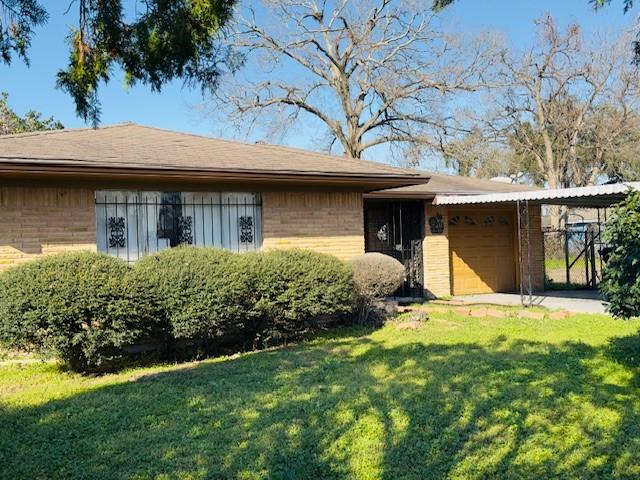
[
  {"left": 108, "top": 217, "right": 126, "bottom": 248},
  {"left": 178, "top": 216, "right": 193, "bottom": 245},
  {"left": 96, "top": 191, "right": 262, "bottom": 261},
  {"left": 376, "top": 223, "right": 389, "bottom": 242},
  {"left": 239, "top": 216, "right": 254, "bottom": 243}
]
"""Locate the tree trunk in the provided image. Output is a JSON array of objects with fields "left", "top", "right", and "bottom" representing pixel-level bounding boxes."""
[{"left": 545, "top": 172, "right": 568, "bottom": 230}]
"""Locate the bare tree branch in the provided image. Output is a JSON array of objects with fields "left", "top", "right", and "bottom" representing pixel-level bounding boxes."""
[
  {"left": 207, "top": 0, "right": 503, "bottom": 163},
  {"left": 475, "top": 14, "right": 640, "bottom": 226}
]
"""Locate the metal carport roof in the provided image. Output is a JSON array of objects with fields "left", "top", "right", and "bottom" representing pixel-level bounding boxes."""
[{"left": 433, "top": 182, "right": 640, "bottom": 208}]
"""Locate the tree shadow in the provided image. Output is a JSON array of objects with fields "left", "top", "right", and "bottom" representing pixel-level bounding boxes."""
[
  {"left": 1, "top": 333, "right": 639, "bottom": 479},
  {"left": 606, "top": 332, "right": 640, "bottom": 370}
]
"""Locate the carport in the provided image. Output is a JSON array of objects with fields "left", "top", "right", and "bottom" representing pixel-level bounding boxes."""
[{"left": 433, "top": 182, "right": 640, "bottom": 306}]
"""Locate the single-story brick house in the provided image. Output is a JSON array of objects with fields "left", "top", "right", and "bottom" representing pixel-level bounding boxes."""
[{"left": 0, "top": 123, "right": 543, "bottom": 298}]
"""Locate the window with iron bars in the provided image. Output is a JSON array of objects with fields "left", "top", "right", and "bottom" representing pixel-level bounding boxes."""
[{"left": 95, "top": 191, "right": 262, "bottom": 262}]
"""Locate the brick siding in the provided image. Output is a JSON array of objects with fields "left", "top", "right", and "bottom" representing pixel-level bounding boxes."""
[
  {"left": 520, "top": 204, "right": 545, "bottom": 291},
  {"left": 0, "top": 187, "right": 97, "bottom": 270},
  {"left": 261, "top": 191, "right": 364, "bottom": 262},
  {"left": 423, "top": 205, "right": 452, "bottom": 298}
]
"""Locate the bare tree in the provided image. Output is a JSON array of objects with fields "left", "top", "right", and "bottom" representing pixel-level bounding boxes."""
[
  {"left": 208, "top": 0, "right": 502, "bottom": 163},
  {"left": 482, "top": 15, "right": 640, "bottom": 227},
  {"left": 500, "top": 15, "right": 639, "bottom": 188},
  {"left": 442, "top": 128, "right": 516, "bottom": 178}
]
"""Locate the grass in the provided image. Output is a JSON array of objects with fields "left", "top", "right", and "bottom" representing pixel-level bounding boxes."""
[
  {"left": 545, "top": 257, "right": 567, "bottom": 270},
  {"left": 1, "top": 310, "right": 640, "bottom": 479}
]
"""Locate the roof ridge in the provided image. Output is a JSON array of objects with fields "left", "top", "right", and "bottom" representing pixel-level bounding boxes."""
[{"left": 0, "top": 122, "right": 134, "bottom": 140}]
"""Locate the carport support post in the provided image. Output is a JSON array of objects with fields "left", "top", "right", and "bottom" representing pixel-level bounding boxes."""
[
  {"left": 526, "top": 200, "right": 533, "bottom": 306},
  {"left": 517, "top": 200, "right": 523, "bottom": 304},
  {"left": 585, "top": 231, "right": 590, "bottom": 287},
  {"left": 517, "top": 199, "right": 533, "bottom": 307},
  {"left": 565, "top": 231, "right": 570, "bottom": 285}
]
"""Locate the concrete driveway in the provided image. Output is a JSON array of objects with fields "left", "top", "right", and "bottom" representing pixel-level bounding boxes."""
[{"left": 452, "top": 290, "right": 608, "bottom": 314}]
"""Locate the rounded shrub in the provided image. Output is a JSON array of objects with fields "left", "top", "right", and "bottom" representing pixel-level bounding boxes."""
[
  {"left": 0, "top": 252, "right": 163, "bottom": 372},
  {"left": 131, "top": 247, "right": 258, "bottom": 349},
  {"left": 251, "top": 249, "right": 355, "bottom": 343},
  {"left": 602, "top": 190, "right": 640, "bottom": 318},
  {"left": 349, "top": 253, "right": 406, "bottom": 324}
]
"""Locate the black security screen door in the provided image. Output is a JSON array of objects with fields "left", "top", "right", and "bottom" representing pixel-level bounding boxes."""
[{"left": 364, "top": 200, "right": 425, "bottom": 298}]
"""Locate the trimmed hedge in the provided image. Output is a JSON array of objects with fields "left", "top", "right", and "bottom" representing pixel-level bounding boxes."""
[
  {"left": 133, "top": 247, "right": 355, "bottom": 349},
  {"left": 251, "top": 249, "right": 355, "bottom": 343},
  {"left": 0, "top": 247, "right": 357, "bottom": 371},
  {"left": 130, "top": 247, "right": 258, "bottom": 350},
  {"left": 0, "top": 252, "right": 163, "bottom": 372}
]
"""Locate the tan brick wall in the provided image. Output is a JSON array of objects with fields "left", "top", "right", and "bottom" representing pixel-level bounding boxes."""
[
  {"left": 0, "top": 187, "right": 96, "bottom": 270},
  {"left": 423, "top": 204, "right": 452, "bottom": 298},
  {"left": 519, "top": 204, "right": 545, "bottom": 291},
  {"left": 261, "top": 191, "right": 364, "bottom": 261}
]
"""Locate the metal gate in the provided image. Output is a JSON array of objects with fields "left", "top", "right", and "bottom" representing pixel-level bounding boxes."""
[
  {"left": 364, "top": 200, "right": 424, "bottom": 298},
  {"left": 96, "top": 191, "right": 262, "bottom": 262},
  {"left": 543, "top": 226, "right": 604, "bottom": 289}
]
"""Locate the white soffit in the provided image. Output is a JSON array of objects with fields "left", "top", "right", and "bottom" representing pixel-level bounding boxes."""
[{"left": 433, "top": 182, "right": 640, "bottom": 208}]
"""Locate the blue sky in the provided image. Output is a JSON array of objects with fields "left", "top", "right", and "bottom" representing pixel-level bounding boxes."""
[{"left": 0, "top": 0, "right": 634, "bottom": 161}]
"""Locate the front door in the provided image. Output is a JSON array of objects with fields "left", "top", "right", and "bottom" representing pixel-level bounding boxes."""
[{"left": 364, "top": 200, "right": 424, "bottom": 298}]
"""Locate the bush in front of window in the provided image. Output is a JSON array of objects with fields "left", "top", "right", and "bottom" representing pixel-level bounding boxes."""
[
  {"left": 0, "top": 252, "right": 164, "bottom": 372},
  {"left": 131, "top": 247, "right": 259, "bottom": 353},
  {"left": 132, "top": 247, "right": 355, "bottom": 352},
  {"left": 0, "top": 247, "right": 357, "bottom": 371},
  {"left": 250, "top": 249, "right": 355, "bottom": 345}
]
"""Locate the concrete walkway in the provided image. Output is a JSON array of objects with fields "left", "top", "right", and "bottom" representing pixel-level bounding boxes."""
[{"left": 452, "top": 290, "right": 608, "bottom": 314}]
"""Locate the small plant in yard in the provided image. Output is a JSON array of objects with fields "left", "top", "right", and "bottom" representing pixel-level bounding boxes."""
[
  {"left": 0, "top": 252, "right": 163, "bottom": 372},
  {"left": 602, "top": 190, "right": 640, "bottom": 318},
  {"left": 349, "top": 252, "right": 406, "bottom": 324}
]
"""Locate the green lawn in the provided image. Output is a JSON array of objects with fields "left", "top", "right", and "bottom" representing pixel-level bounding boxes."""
[
  {"left": 1, "top": 310, "right": 640, "bottom": 479},
  {"left": 545, "top": 257, "right": 567, "bottom": 270}
]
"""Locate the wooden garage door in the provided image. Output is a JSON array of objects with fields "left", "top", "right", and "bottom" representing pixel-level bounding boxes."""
[{"left": 449, "top": 211, "right": 516, "bottom": 295}]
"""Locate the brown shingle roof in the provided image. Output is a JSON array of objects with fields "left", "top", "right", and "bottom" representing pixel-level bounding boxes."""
[
  {"left": 368, "top": 171, "right": 536, "bottom": 198},
  {"left": 0, "top": 123, "right": 426, "bottom": 187}
]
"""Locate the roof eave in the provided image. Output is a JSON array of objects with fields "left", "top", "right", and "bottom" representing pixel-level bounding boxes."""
[
  {"left": 433, "top": 182, "right": 640, "bottom": 208},
  {"left": 0, "top": 163, "right": 429, "bottom": 191},
  {"left": 364, "top": 190, "right": 436, "bottom": 200}
]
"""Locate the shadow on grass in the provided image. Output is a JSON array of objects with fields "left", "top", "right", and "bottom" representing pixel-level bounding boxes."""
[
  {"left": 606, "top": 331, "right": 640, "bottom": 372},
  {"left": 1, "top": 333, "right": 640, "bottom": 479}
]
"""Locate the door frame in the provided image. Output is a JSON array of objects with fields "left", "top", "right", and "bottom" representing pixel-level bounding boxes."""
[{"left": 363, "top": 199, "right": 425, "bottom": 298}]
